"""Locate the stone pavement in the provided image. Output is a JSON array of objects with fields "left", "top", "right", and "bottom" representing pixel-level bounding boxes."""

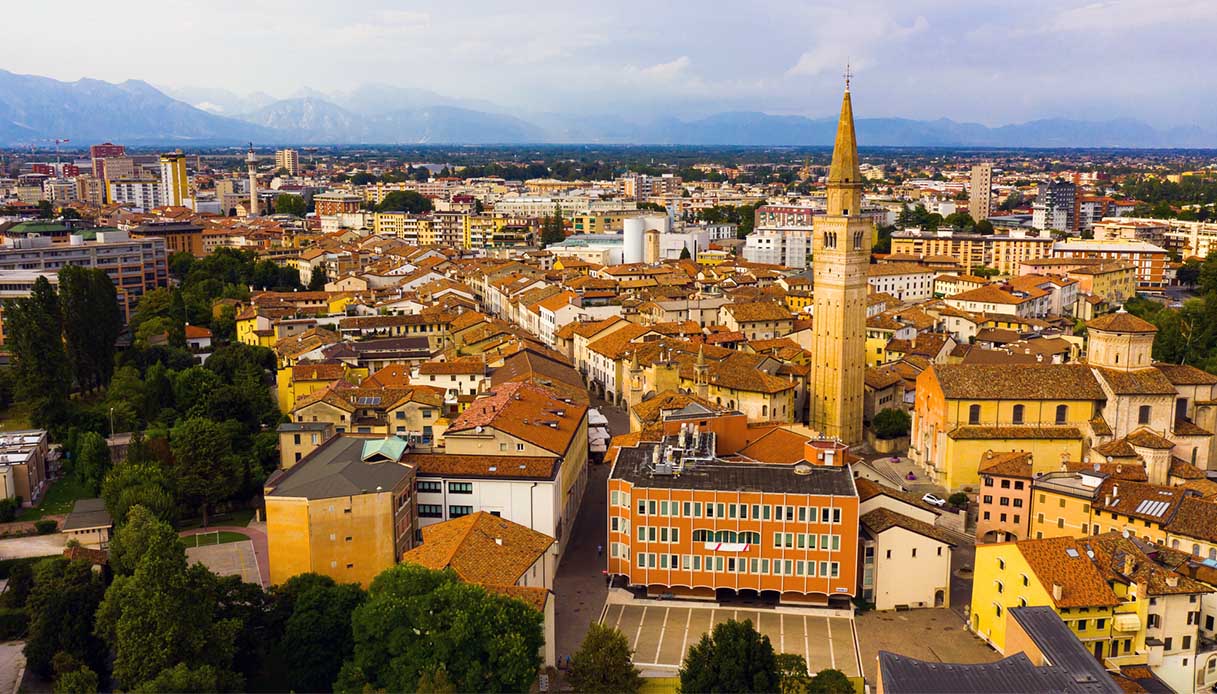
[
  {"left": 0, "top": 642, "right": 24, "bottom": 694},
  {"left": 855, "top": 608, "right": 998, "bottom": 681},
  {"left": 0, "top": 533, "right": 66, "bottom": 560}
]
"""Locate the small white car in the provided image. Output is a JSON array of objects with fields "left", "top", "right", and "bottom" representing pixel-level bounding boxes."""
[{"left": 922, "top": 493, "right": 947, "bottom": 507}]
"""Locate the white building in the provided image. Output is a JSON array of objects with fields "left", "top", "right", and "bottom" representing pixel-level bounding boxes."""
[
  {"left": 108, "top": 179, "right": 162, "bottom": 213},
  {"left": 866, "top": 264, "right": 936, "bottom": 302}
]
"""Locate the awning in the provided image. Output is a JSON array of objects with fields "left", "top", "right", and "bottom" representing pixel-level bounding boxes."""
[{"left": 1114, "top": 613, "right": 1141, "bottom": 633}]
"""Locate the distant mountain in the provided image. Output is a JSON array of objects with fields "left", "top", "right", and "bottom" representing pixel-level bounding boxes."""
[
  {"left": 236, "top": 98, "right": 545, "bottom": 144},
  {"left": 2, "top": 70, "right": 1216, "bottom": 147},
  {"left": 0, "top": 70, "right": 276, "bottom": 145}
]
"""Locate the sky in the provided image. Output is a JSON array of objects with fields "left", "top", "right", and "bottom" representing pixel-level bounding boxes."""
[{"left": 3, "top": 0, "right": 1215, "bottom": 127}]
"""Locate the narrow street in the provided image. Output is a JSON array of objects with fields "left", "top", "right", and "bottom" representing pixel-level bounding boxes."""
[{"left": 552, "top": 396, "right": 628, "bottom": 661}]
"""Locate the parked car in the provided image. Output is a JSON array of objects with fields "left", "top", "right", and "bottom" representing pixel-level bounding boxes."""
[{"left": 922, "top": 493, "right": 947, "bottom": 507}]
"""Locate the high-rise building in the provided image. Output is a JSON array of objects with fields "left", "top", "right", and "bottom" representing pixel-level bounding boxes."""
[
  {"left": 274, "top": 148, "right": 299, "bottom": 176},
  {"left": 1033, "top": 179, "right": 1078, "bottom": 233},
  {"left": 107, "top": 179, "right": 162, "bottom": 213},
  {"left": 158, "top": 152, "right": 188, "bottom": 207},
  {"left": 969, "top": 163, "right": 993, "bottom": 221},
  {"left": 89, "top": 142, "right": 125, "bottom": 178},
  {"left": 809, "top": 79, "right": 872, "bottom": 445}
]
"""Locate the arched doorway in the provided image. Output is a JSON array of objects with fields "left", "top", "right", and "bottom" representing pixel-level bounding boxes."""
[{"left": 934, "top": 589, "right": 945, "bottom": 608}]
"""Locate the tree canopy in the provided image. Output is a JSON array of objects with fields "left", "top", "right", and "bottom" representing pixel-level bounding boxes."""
[
  {"left": 336, "top": 564, "right": 543, "bottom": 693},
  {"left": 679, "top": 619, "right": 779, "bottom": 694},
  {"left": 377, "top": 190, "right": 433, "bottom": 214},
  {"left": 569, "top": 623, "right": 643, "bottom": 694}
]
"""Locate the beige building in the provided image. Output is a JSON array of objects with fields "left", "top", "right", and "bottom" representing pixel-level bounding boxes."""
[
  {"left": 860, "top": 507, "right": 955, "bottom": 610},
  {"left": 275, "top": 149, "right": 300, "bottom": 176},
  {"left": 969, "top": 163, "right": 993, "bottom": 221}
]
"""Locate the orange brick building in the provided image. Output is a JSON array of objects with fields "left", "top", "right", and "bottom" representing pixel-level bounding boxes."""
[{"left": 607, "top": 414, "right": 859, "bottom": 607}]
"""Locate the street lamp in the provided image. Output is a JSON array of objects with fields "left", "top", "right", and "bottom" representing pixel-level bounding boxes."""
[{"left": 109, "top": 407, "right": 115, "bottom": 438}]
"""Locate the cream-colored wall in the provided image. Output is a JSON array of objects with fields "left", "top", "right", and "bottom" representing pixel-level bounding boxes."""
[
  {"left": 445, "top": 428, "right": 558, "bottom": 458},
  {"left": 871, "top": 526, "right": 951, "bottom": 610}
]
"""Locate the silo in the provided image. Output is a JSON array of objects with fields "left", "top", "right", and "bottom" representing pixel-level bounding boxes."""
[{"left": 623, "top": 216, "right": 645, "bottom": 264}]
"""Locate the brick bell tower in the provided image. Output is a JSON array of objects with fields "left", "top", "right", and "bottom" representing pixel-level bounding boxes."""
[{"left": 809, "top": 71, "right": 872, "bottom": 445}]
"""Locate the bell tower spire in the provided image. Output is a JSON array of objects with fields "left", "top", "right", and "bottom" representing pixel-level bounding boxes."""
[{"left": 809, "top": 74, "right": 872, "bottom": 445}]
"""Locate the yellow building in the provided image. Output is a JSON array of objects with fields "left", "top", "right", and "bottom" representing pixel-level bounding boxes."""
[
  {"left": 572, "top": 210, "right": 639, "bottom": 233},
  {"left": 264, "top": 435, "right": 416, "bottom": 587},
  {"left": 277, "top": 362, "right": 367, "bottom": 413},
  {"left": 374, "top": 211, "right": 433, "bottom": 244},
  {"left": 291, "top": 385, "right": 447, "bottom": 442},
  {"left": 911, "top": 363, "right": 1102, "bottom": 490},
  {"left": 158, "top": 153, "right": 188, "bottom": 208},
  {"left": 971, "top": 533, "right": 1209, "bottom": 683},
  {"left": 783, "top": 289, "right": 812, "bottom": 316}
]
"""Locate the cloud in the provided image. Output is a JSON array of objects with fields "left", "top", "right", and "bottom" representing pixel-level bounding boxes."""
[
  {"left": 640, "top": 56, "right": 691, "bottom": 81},
  {"left": 785, "top": 13, "right": 928, "bottom": 77},
  {"left": 329, "top": 9, "right": 430, "bottom": 45}
]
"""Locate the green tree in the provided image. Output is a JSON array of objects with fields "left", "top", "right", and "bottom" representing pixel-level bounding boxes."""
[
  {"left": 308, "top": 265, "right": 328, "bottom": 291},
  {"left": 807, "top": 667, "right": 853, "bottom": 694},
  {"left": 58, "top": 266, "right": 122, "bottom": 390},
  {"left": 1198, "top": 254, "right": 1217, "bottom": 296},
  {"left": 541, "top": 206, "right": 566, "bottom": 246},
  {"left": 679, "top": 619, "right": 778, "bottom": 694},
  {"left": 336, "top": 564, "right": 543, "bottom": 693},
  {"left": 23, "top": 557, "right": 109, "bottom": 679},
  {"left": 1179, "top": 258, "right": 1201, "bottom": 287},
  {"left": 776, "top": 653, "right": 810, "bottom": 694},
  {"left": 108, "top": 505, "right": 182, "bottom": 576},
  {"left": 94, "top": 513, "right": 241, "bottom": 690},
  {"left": 943, "top": 211, "right": 975, "bottom": 230},
  {"left": 974, "top": 219, "right": 995, "bottom": 235},
  {"left": 871, "top": 408, "right": 911, "bottom": 439},
  {"left": 679, "top": 246, "right": 692, "bottom": 260},
  {"left": 4, "top": 276, "right": 71, "bottom": 427},
  {"left": 568, "top": 623, "right": 643, "bottom": 694},
  {"left": 377, "top": 190, "right": 433, "bottom": 213},
  {"left": 279, "top": 575, "right": 366, "bottom": 692},
  {"left": 170, "top": 418, "right": 240, "bottom": 526},
  {"left": 102, "top": 463, "right": 177, "bottom": 526},
  {"left": 52, "top": 654, "right": 99, "bottom": 694},
  {"left": 132, "top": 663, "right": 241, "bottom": 693},
  {"left": 75, "top": 431, "right": 111, "bottom": 494},
  {"left": 274, "top": 194, "right": 307, "bottom": 216}
]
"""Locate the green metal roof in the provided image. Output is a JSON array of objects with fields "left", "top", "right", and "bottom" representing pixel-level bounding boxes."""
[{"left": 361, "top": 437, "right": 407, "bottom": 463}]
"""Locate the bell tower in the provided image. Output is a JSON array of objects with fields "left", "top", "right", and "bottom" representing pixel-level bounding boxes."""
[{"left": 809, "top": 73, "right": 872, "bottom": 444}]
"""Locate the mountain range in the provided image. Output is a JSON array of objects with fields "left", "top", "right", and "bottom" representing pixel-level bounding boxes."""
[{"left": 3, "top": 70, "right": 1216, "bottom": 148}]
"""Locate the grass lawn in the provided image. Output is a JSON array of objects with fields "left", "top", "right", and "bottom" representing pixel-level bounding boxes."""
[
  {"left": 17, "top": 471, "right": 91, "bottom": 521},
  {"left": 176, "top": 508, "right": 257, "bottom": 531},
  {"left": 182, "top": 531, "right": 249, "bottom": 548}
]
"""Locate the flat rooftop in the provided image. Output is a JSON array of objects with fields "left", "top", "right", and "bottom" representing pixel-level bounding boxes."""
[{"left": 611, "top": 439, "right": 856, "bottom": 497}]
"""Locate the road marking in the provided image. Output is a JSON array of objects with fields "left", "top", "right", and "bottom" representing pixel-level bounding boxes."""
[
  {"left": 826, "top": 616, "right": 836, "bottom": 668},
  {"left": 632, "top": 606, "right": 646, "bottom": 652},
  {"left": 652, "top": 608, "right": 669, "bottom": 664},
  {"left": 679, "top": 606, "right": 693, "bottom": 665}
]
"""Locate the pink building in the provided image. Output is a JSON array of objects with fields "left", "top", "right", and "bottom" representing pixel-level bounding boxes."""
[{"left": 976, "top": 451, "right": 1033, "bottom": 543}]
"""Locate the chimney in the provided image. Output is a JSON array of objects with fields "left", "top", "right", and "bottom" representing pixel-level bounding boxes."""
[
  {"left": 1052, "top": 583, "right": 1063, "bottom": 601},
  {"left": 1123, "top": 554, "right": 1135, "bottom": 576}
]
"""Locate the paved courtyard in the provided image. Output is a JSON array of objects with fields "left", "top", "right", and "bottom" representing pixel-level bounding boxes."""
[
  {"left": 601, "top": 600, "right": 861, "bottom": 678},
  {"left": 0, "top": 533, "right": 65, "bottom": 560},
  {"left": 186, "top": 539, "right": 263, "bottom": 587},
  {"left": 855, "top": 608, "right": 998, "bottom": 681}
]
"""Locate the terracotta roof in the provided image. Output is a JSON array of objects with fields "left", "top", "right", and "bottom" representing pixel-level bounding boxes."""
[
  {"left": 406, "top": 453, "right": 559, "bottom": 480},
  {"left": 932, "top": 364, "right": 1104, "bottom": 400},
  {"left": 1170, "top": 457, "right": 1207, "bottom": 481},
  {"left": 1165, "top": 496, "right": 1217, "bottom": 543},
  {"left": 401, "top": 511, "right": 554, "bottom": 587},
  {"left": 978, "top": 451, "right": 1034, "bottom": 478},
  {"left": 417, "top": 356, "right": 488, "bottom": 376},
  {"left": 1016, "top": 536, "right": 1120, "bottom": 608},
  {"left": 723, "top": 301, "right": 793, "bottom": 323},
  {"left": 861, "top": 508, "right": 957, "bottom": 546},
  {"left": 736, "top": 427, "right": 811, "bottom": 464},
  {"left": 587, "top": 324, "right": 654, "bottom": 359},
  {"left": 1096, "top": 479, "right": 1189, "bottom": 524},
  {"left": 1087, "top": 312, "right": 1156, "bottom": 334},
  {"left": 1153, "top": 362, "right": 1217, "bottom": 386},
  {"left": 631, "top": 391, "right": 718, "bottom": 426},
  {"left": 1094, "top": 367, "right": 1177, "bottom": 396},
  {"left": 948, "top": 426, "right": 1083, "bottom": 441},
  {"left": 291, "top": 362, "right": 347, "bottom": 381},
  {"left": 1087, "top": 532, "right": 1209, "bottom": 597},
  {"left": 446, "top": 382, "right": 587, "bottom": 456},
  {"left": 854, "top": 478, "right": 940, "bottom": 515},
  {"left": 1123, "top": 428, "right": 1175, "bottom": 450},
  {"left": 361, "top": 364, "right": 412, "bottom": 389}
]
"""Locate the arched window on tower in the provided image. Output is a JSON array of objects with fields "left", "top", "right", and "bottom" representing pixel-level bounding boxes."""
[
  {"left": 853, "top": 231, "right": 864, "bottom": 250},
  {"left": 968, "top": 404, "right": 981, "bottom": 425},
  {"left": 1012, "top": 404, "right": 1025, "bottom": 425},
  {"left": 824, "top": 232, "right": 836, "bottom": 249},
  {"left": 1055, "top": 404, "right": 1068, "bottom": 425}
]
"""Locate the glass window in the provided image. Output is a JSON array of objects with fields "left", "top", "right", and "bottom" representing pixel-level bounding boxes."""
[
  {"left": 448, "top": 482, "right": 472, "bottom": 494},
  {"left": 417, "top": 480, "right": 442, "bottom": 493}
]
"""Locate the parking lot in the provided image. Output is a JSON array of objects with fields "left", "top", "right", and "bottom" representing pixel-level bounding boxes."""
[{"left": 601, "top": 600, "right": 860, "bottom": 678}]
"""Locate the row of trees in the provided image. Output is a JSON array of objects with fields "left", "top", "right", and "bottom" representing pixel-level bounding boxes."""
[
  {"left": 9, "top": 507, "right": 547, "bottom": 693},
  {"left": 895, "top": 205, "right": 994, "bottom": 235},
  {"left": 5, "top": 270, "right": 123, "bottom": 429}
]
